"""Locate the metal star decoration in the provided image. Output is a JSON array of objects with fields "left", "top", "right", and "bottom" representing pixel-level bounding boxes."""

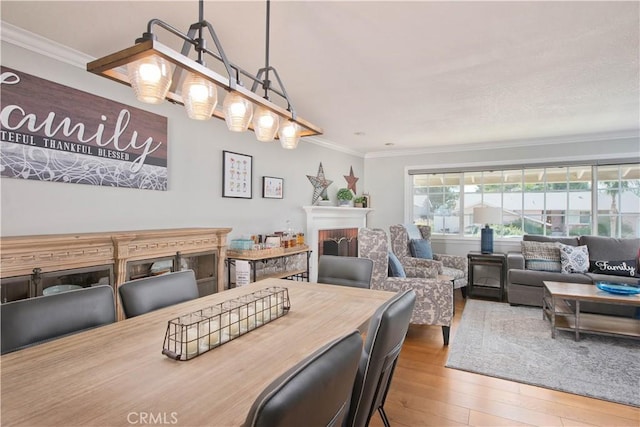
[
  {"left": 307, "top": 162, "right": 333, "bottom": 204},
  {"left": 344, "top": 166, "right": 359, "bottom": 194}
]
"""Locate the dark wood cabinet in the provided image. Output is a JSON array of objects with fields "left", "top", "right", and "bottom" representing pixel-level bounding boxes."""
[{"left": 467, "top": 251, "right": 507, "bottom": 301}]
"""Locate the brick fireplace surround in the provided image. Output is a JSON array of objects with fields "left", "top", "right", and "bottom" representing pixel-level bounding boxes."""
[
  {"left": 302, "top": 206, "right": 373, "bottom": 282},
  {"left": 318, "top": 228, "right": 359, "bottom": 258}
]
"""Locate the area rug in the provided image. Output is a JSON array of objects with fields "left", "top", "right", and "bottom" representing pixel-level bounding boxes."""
[{"left": 445, "top": 299, "right": 640, "bottom": 407}]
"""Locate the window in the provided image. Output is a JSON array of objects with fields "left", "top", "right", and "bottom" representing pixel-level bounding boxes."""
[
  {"left": 409, "top": 163, "right": 640, "bottom": 238},
  {"left": 413, "top": 174, "right": 460, "bottom": 235},
  {"left": 596, "top": 165, "right": 640, "bottom": 237}
]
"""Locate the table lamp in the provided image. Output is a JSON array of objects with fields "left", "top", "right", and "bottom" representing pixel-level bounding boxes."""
[{"left": 473, "top": 207, "right": 501, "bottom": 254}]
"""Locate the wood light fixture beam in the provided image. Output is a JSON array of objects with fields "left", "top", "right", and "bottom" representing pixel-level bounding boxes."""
[{"left": 87, "top": 0, "right": 322, "bottom": 141}]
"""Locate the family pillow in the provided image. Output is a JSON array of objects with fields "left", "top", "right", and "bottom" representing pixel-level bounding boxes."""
[{"left": 590, "top": 259, "right": 638, "bottom": 277}]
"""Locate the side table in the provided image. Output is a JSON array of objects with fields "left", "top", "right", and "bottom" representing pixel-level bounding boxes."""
[
  {"left": 467, "top": 252, "right": 507, "bottom": 301},
  {"left": 226, "top": 247, "right": 311, "bottom": 288}
]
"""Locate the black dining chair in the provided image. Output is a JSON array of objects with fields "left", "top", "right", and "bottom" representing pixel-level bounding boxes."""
[
  {"left": 118, "top": 269, "right": 200, "bottom": 318},
  {"left": 243, "top": 330, "right": 363, "bottom": 427},
  {"left": 317, "top": 255, "right": 374, "bottom": 289},
  {"left": 347, "top": 289, "right": 416, "bottom": 427},
  {"left": 1, "top": 285, "right": 116, "bottom": 355}
]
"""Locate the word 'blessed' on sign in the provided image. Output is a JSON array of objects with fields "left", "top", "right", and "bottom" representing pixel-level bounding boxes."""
[{"left": 0, "top": 67, "right": 168, "bottom": 190}]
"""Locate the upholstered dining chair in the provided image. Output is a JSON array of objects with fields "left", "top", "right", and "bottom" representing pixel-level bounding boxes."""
[
  {"left": 358, "top": 228, "right": 453, "bottom": 344},
  {"left": 390, "top": 224, "right": 468, "bottom": 296},
  {"left": 347, "top": 289, "right": 416, "bottom": 427},
  {"left": 118, "top": 269, "right": 199, "bottom": 318},
  {"left": 1, "top": 285, "right": 116, "bottom": 354},
  {"left": 243, "top": 330, "right": 363, "bottom": 427},
  {"left": 317, "top": 255, "right": 374, "bottom": 289}
]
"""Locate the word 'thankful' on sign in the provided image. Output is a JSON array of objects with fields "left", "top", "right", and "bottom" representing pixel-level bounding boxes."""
[{"left": 0, "top": 66, "right": 168, "bottom": 190}]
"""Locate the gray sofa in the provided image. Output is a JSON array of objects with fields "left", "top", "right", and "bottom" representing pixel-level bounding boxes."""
[{"left": 507, "top": 235, "right": 640, "bottom": 317}]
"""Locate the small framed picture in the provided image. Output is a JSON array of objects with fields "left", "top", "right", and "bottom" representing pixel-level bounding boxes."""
[
  {"left": 363, "top": 194, "right": 371, "bottom": 208},
  {"left": 223, "top": 151, "right": 252, "bottom": 199},
  {"left": 262, "top": 176, "right": 284, "bottom": 199}
]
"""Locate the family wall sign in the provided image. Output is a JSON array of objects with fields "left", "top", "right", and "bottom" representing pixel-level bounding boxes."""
[{"left": 0, "top": 66, "right": 168, "bottom": 190}]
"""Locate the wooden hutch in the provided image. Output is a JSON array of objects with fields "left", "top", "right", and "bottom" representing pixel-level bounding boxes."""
[{"left": 0, "top": 227, "right": 231, "bottom": 320}]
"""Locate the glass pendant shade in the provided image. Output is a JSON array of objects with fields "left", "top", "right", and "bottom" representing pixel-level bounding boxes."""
[
  {"left": 127, "top": 55, "right": 172, "bottom": 104},
  {"left": 252, "top": 106, "right": 280, "bottom": 142},
  {"left": 182, "top": 72, "right": 218, "bottom": 120},
  {"left": 278, "top": 121, "right": 300, "bottom": 149},
  {"left": 222, "top": 92, "right": 253, "bottom": 132}
]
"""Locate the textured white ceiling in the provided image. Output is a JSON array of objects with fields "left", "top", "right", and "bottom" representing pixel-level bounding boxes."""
[{"left": 1, "top": 1, "right": 638, "bottom": 155}]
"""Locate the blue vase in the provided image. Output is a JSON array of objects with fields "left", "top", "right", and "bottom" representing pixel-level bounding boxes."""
[{"left": 481, "top": 226, "right": 493, "bottom": 254}]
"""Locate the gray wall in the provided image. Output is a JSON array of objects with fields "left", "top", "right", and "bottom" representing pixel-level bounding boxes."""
[
  {"left": 2, "top": 35, "right": 638, "bottom": 260},
  {"left": 0, "top": 41, "right": 364, "bottom": 239},
  {"left": 365, "top": 137, "right": 640, "bottom": 255}
]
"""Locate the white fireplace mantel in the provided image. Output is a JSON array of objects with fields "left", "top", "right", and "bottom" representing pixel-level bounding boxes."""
[{"left": 303, "top": 206, "right": 373, "bottom": 282}]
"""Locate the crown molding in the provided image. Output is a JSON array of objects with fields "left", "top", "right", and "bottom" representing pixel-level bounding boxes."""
[
  {"left": 303, "top": 136, "right": 365, "bottom": 158},
  {"left": 1, "top": 21, "right": 92, "bottom": 68},
  {"left": 365, "top": 129, "right": 640, "bottom": 159},
  {"left": 403, "top": 152, "right": 640, "bottom": 177}
]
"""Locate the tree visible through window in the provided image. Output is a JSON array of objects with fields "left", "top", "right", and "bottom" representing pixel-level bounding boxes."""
[{"left": 410, "top": 163, "right": 640, "bottom": 238}]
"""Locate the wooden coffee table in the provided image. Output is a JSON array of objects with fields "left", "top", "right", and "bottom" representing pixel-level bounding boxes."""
[{"left": 542, "top": 281, "right": 640, "bottom": 341}]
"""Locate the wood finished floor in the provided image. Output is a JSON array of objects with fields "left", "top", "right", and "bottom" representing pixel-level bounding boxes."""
[{"left": 369, "top": 292, "right": 640, "bottom": 427}]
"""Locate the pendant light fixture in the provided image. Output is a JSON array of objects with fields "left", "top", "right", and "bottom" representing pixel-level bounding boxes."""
[
  {"left": 182, "top": 72, "right": 217, "bottom": 120},
  {"left": 278, "top": 121, "right": 300, "bottom": 149},
  {"left": 87, "top": 0, "right": 321, "bottom": 147},
  {"left": 253, "top": 106, "right": 280, "bottom": 142},
  {"left": 180, "top": 12, "right": 218, "bottom": 122},
  {"left": 223, "top": 91, "right": 253, "bottom": 132},
  {"left": 251, "top": 0, "right": 280, "bottom": 142},
  {"left": 127, "top": 56, "right": 172, "bottom": 104}
]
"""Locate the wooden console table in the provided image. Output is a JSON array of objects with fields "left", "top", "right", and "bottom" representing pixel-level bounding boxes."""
[
  {"left": 0, "top": 228, "right": 231, "bottom": 319},
  {"left": 226, "top": 246, "right": 311, "bottom": 287}
]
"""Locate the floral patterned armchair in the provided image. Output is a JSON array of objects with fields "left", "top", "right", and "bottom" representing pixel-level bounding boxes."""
[
  {"left": 358, "top": 228, "right": 453, "bottom": 345},
  {"left": 389, "top": 224, "right": 468, "bottom": 295}
]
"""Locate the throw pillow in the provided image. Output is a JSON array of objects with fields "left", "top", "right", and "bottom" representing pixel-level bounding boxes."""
[
  {"left": 404, "top": 223, "right": 423, "bottom": 240},
  {"left": 521, "top": 241, "right": 561, "bottom": 272},
  {"left": 387, "top": 251, "right": 406, "bottom": 278},
  {"left": 590, "top": 259, "right": 638, "bottom": 278},
  {"left": 556, "top": 243, "right": 589, "bottom": 274},
  {"left": 409, "top": 239, "right": 433, "bottom": 259}
]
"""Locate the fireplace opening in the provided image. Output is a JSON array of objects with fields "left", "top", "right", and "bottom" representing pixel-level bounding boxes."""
[{"left": 318, "top": 228, "right": 358, "bottom": 258}]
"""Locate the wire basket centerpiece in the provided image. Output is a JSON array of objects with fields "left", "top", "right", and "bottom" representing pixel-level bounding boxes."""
[{"left": 162, "top": 286, "right": 290, "bottom": 360}]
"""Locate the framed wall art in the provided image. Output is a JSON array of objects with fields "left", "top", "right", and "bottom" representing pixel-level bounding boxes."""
[
  {"left": 363, "top": 194, "right": 371, "bottom": 208},
  {"left": 0, "top": 66, "right": 168, "bottom": 191},
  {"left": 223, "top": 150, "right": 252, "bottom": 198},
  {"left": 262, "top": 176, "right": 283, "bottom": 199}
]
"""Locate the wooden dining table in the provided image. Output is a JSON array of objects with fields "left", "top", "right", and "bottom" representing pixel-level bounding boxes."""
[{"left": 1, "top": 278, "right": 396, "bottom": 426}]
